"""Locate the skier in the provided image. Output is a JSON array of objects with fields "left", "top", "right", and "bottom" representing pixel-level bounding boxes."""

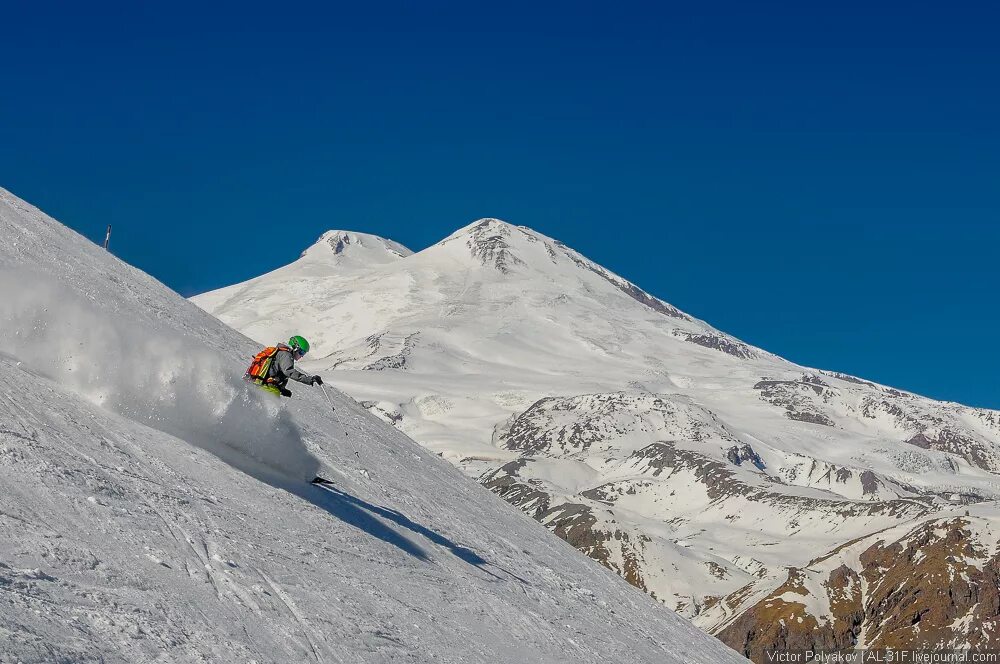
[{"left": 244, "top": 335, "right": 324, "bottom": 397}]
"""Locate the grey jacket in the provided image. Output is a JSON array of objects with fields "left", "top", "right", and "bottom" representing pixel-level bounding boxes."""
[{"left": 268, "top": 347, "right": 315, "bottom": 387}]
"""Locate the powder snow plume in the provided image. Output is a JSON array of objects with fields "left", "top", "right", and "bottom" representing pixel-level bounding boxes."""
[{"left": 0, "top": 268, "right": 320, "bottom": 481}]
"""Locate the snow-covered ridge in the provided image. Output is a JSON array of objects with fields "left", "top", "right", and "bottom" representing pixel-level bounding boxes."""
[{"left": 0, "top": 187, "right": 745, "bottom": 663}]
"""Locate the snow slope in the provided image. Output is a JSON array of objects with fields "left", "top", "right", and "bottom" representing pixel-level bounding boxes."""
[
  {"left": 193, "top": 218, "right": 1000, "bottom": 655},
  {"left": 0, "top": 189, "right": 746, "bottom": 663}
]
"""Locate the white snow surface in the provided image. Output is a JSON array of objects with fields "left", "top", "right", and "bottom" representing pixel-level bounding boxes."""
[
  {"left": 193, "top": 216, "right": 1000, "bottom": 622},
  {"left": 0, "top": 189, "right": 746, "bottom": 663}
]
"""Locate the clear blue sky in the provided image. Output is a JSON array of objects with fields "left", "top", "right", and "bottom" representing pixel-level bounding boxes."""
[{"left": 2, "top": 1, "right": 998, "bottom": 408}]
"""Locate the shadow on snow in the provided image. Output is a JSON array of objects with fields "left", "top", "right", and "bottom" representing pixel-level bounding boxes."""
[
  {"left": 301, "top": 482, "right": 431, "bottom": 561},
  {"left": 296, "top": 482, "right": 528, "bottom": 584},
  {"left": 190, "top": 436, "right": 527, "bottom": 584}
]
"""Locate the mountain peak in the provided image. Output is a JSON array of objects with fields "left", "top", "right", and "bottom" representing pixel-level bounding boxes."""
[
  {"left": 436, "top": 218, "right": 547, "bottom": 274},
  {"left": 300, "top": 230, "right": 413, "bottom": 264},
  {"left": 450, "top": 217, "right": 520, "bottom": 237},
  {"left": 421, "top": 218, "right": 693, "bottom": 320}
]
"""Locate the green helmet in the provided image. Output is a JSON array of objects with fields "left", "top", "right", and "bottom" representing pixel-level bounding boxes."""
[{"left": 288, "top": 335, "right": 310, "bottom": 355}]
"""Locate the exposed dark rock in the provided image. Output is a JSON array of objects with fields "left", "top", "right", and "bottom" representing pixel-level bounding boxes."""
[
  {"left": 627, "top": 442, "right": 927, "bottom": 521},
  {"left": 857, "top": 519, "right": 997, "bottom": 649},
  {"left": 727, "top": 444, "right": 766, "bottom": 470},
  {"left": 975, "top": 409, "right": 1000, "bottom": 435},
  {"left": 480, "top": 478, "right": 655, "bottom": 594},
  {"left": 717, "top": 564, "right": 863, "bottom": 662},
  {"left": 543, "top": 241, "right": 559, "bottom": 264},
  {"left": 715, "top": 518, "right": 1000, "bottom": 660},
  {"left": 359, "top": 401, "right": 403, "bottom": 425},
  {"left": 753, "top": 379, "right": 829, "bottom": 398},
  {"left": 683, "top": 334, "right": 757, "bottom": 360},
  {"left": 859, "top": 471, "right": 879, "bottom": 495},
  {"left": 787, "top": 410, "right": 835, "bottom": 427},
  {"left": 364, "top": 333, "right": 418, "bottom": 371},
  {"left": 707, "top": 562, "right": 729, "bottom": 580},
  {"left": 540, "top": 502, "right": 650, "bottom": 591},
  {"left": 616, "top": 282, "right": 690, "bottom": 320},
  {"left": 498, "top": 393, "right": 693, "bottom": 456},
  {"left": 579, "top": 480, "right": 653, "bottom": 504},
  {"left": 905, "top": 429, "right": 997, "bottom": 471},
  {"left": 464, "top": 220, "right": 525, "bottom": 273},
  {"left": 753, "top": 379, "right": 837, "bottom": 426},
  {"left": 480, "top": 461, "right": 551, "bottom": 519},
  {"left": 822, "top": 371, "right": 876, "bottom": 388},
  {"left": 945, "top": 492, "right": 985, "bottom": 504}
]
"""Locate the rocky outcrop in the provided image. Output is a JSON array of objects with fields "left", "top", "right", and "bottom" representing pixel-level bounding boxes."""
[
  {"left": 364, "top": 333, "right": 418, "bottom": 371},
  {"left": 497, "top": 393, "right": 732, "bottom": 457},
  {"left": 905, "top": 428, "right": 998, "bottom": 471},
  {"left": 626, "top": 442, "right": 926, "bottom": 520},
  {"left": 682, "top": 333, "right": 757, "bottom": 360},
  {"left": 716, "top": 566, "right": 863, "bottom": 662},
  {"left": 754, "top": 377, "right": 837, "bottom": 427},
  {"left": 359, "top": 401, "right": 403, "bottom": 425},
  {"left": 480, "top": 460, "right": 552, "bottom": 518},
  {"left": 857, "top": 518, "right": 997, "bottom": 649},
  {"left": 464, "top": 220, "right": 526, "bottom": 273},
  {"left": 727, "top": 444, "right": 765, "bottom": 470},
  {"left": 480, "top": 462, "right": 657, "bottom": 596},
  {"left": 713, "top": 517, "right": 1000, "bottom": 661}
]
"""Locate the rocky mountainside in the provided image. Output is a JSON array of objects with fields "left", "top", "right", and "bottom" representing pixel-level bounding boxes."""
[
  {"left": 195, "top": 218, "right": 1000, "bottom": 660},
  {"left": 708, "top": 507, "right": 1000, "bottom": 659}
]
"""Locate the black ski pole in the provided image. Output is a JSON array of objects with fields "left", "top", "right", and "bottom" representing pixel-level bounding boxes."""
[{"left": 320, "top": 383, "right": 360, "bottom": 459}]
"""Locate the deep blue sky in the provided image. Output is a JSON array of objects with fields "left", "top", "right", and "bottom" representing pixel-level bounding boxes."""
[{"left": 2, "top": 2, "right": 998, "bottom": 408}]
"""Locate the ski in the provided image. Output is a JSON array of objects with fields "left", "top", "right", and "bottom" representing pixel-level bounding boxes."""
[{"left": 310, "top": 476, "right": 335, "bottom": 487}]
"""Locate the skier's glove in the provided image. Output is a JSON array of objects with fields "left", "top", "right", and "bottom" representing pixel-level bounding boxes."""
[
  {"left": 279, "top": 387, "right": 293, "bottom": 398},
  {"left": 311, "top": 376, "right": 324, "bottom": 386}
]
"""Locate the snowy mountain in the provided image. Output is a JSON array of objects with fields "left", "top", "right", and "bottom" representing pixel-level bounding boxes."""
[
  {"left": 0, "top": 189, "right": 747, "bottom": 663},
  {"left": 195, "top": 217, "right": 1000, "bottom": 659}
]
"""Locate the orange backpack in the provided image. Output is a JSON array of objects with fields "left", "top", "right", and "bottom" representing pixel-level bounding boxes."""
[{"left": 245, "top": 346, "right": 283, "bottom": 385}]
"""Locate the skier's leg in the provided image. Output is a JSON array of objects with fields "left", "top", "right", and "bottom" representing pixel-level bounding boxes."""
[{"left": 256, "top": 384, "right": 282, "bottom": 397}]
